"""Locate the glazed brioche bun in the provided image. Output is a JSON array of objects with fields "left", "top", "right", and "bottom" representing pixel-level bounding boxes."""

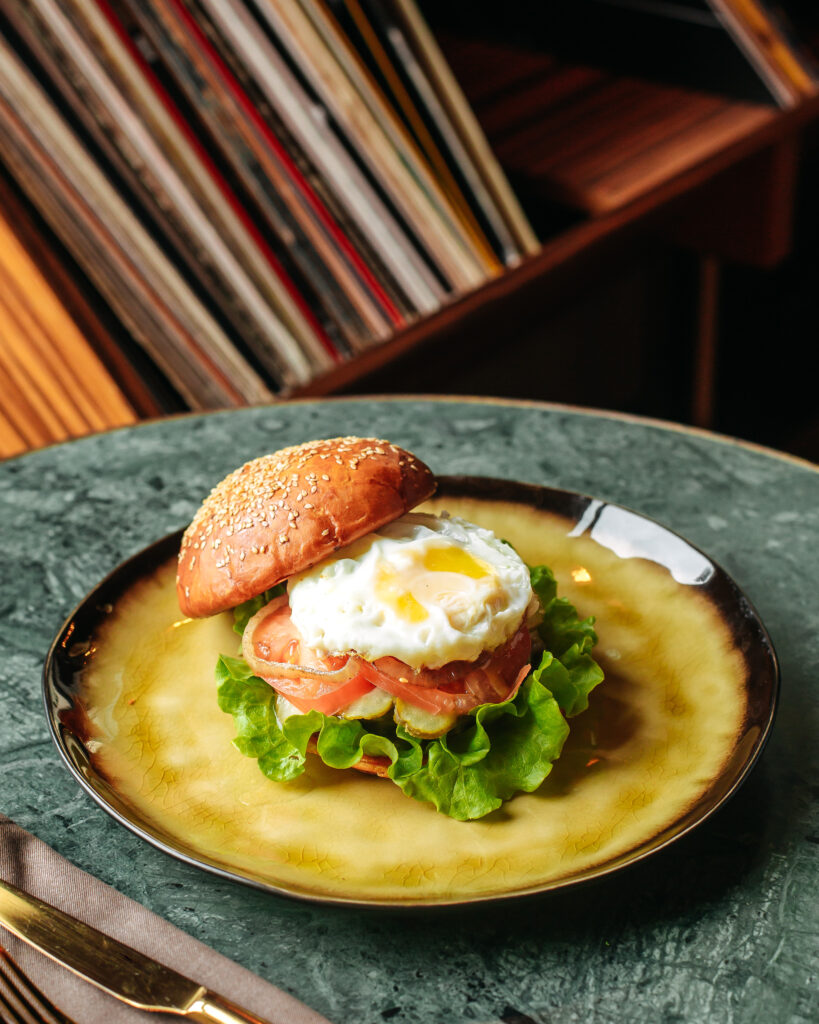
[{"left": 177, "top": 436, "right": 436, "bottom": 618}]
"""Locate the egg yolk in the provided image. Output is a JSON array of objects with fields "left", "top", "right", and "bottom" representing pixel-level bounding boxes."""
[
  {"left": 375, "top": 565, "right": 428, "bottom": 622},
  {"left": 422, "top": 546, "right": 491, "bottom": 579},
  {"left": 374, "top": 544, "right": 496, "bottom": 624}
]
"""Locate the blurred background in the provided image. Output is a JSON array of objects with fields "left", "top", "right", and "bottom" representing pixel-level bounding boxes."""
[{"left": 1, "top": 0, "right": 818, "bottom": 462}]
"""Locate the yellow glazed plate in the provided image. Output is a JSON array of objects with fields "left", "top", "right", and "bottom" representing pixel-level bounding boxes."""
[{"left": 43, "top": 478, "right": 778, "bottom": 906}]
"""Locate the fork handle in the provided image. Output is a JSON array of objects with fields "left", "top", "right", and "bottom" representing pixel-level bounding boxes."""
[{"left": 186, "top": 992, "right": 274, "bottom": 1024}]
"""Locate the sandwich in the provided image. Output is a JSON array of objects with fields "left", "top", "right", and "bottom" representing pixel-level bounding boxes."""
[{"left": 177, "top": 436, "right": 603, "bottom": 820}]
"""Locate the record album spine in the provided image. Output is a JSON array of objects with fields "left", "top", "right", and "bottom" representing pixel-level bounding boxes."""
[{"left": 0, "top": 34, "right": 274, "bottom": 409}]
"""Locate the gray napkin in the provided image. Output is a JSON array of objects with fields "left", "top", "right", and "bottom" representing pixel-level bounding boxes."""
[{"left": 0, "top": 815, "right": 332, "bottom": 1023}]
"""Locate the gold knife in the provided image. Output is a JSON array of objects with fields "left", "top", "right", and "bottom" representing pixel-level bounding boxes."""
[{"left": 0, "top": 877, "right": 272, "bottom": 1023}]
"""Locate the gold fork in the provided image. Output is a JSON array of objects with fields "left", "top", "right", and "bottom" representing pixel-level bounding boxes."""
[{"left": 0, "top": 946, "right": 76, "bottom": 1024}]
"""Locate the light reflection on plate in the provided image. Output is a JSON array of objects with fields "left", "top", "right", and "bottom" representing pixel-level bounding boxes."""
[{"left": 43, "top": 478, "right": 778, "bottom": 907}]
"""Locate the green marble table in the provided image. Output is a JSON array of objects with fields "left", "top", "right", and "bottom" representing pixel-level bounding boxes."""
[{"left": 1, "top": 398, "right": 817, "bottom": 1024}]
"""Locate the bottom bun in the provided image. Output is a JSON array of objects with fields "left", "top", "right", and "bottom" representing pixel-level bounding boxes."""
[{"left": 306, "top": 737, "right": 391, "bottom": 778}]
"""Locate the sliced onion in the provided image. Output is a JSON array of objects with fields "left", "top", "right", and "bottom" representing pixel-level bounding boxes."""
[
  {"left": 245, "top": 650, "right": 364, "bottom": 686},
  {"left": 357, "top": 660, "right": 484, "bottom": 714},
  {"left": 242, "top": 597, "right": 363, "bottom": 685},
  {"left": 507, "top": 663, "right": 531, "bottom": 702},
  {"left": 366, "top": 655, "right": 472, "bottom": 691},
  {"left": 242, "top": 596, "right": 532, "bottom": 714},
  {"left": 463, "top": 669, "right": 500, "bottom": 703}
]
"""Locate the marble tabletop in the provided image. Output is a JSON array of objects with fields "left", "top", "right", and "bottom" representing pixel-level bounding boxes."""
[{"left": 1, "top": 398, "right": 817, "bottom": 1024}]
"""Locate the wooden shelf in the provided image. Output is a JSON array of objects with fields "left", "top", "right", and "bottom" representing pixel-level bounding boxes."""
[
  {"left": 441, "top": 37, "right": 805, "bottom": 215},
  {"left": 292, "top": 37, "right": 817, "bottom": 399},
  {"left": 4, "top": 32, "right": 819, "bottom": 445}
]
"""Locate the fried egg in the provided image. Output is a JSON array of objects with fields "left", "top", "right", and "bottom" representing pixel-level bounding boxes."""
[{"left": 287, "top": 513, "right": 534, "bottom": 669}]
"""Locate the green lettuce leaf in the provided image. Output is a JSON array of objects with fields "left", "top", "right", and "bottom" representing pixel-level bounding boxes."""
[
  {"left": 216, "top": 563, "right": 604, "bottom": 820},
  {"left": 388, "top": 674, "right": 568, "bottom": 819},
  {"left": 530, "top": 565, "right": 604, "bottom": 717},
  {"left": 217, "top": 654, "right": 568, "bottom": 820},
  {"left": 231, "top": 584, "right": 286, "bottom": 636},
  {"left": 217, "top": 654, "right": 400, "bottom": 780}
]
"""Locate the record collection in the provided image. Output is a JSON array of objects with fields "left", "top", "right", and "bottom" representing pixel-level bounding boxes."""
[{"left": 0, "top": 0, "right": 539, "bottom": 408}]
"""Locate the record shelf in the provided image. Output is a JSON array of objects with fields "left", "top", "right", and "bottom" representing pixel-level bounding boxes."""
[
  {"left": 291, "top": 33, "right": 819, "bottom": 410},
  {"left": 2, "top": 4, "right": 819, "bottom": 458}
]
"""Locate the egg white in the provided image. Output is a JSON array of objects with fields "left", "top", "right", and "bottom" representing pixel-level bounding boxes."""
[{"left": 287, "top": 512, "right": 533, "bottom": 669}]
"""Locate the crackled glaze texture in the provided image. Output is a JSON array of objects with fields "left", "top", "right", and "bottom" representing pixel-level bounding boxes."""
[{"left": 1, "top": 399, "right": 817, "bottom": 1023}]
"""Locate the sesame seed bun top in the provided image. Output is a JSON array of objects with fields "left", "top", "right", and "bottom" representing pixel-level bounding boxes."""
[{"left": 176, "top": 436, "right": 436, "bottom": 618}]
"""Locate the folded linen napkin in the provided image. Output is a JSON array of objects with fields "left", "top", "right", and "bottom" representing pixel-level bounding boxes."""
[{"left": 0, "top": 815, "right": 332, "bottom": 1023}]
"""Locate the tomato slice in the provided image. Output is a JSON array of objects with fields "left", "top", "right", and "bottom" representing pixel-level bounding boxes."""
[
  {"left": 356, "top": 660, "right": 458, "bottom": 714},
  {"left": 250, "top": 603, "right": 374, "bottom": 715},
  {"left": 358, "top": 624, "right": 531, "bottom": 714},
  {"left": 247, "top": 601, "right": 531, "bottom": 717},
  {"left": 274, "top": 673, "right": 374, "bottom": 716}
]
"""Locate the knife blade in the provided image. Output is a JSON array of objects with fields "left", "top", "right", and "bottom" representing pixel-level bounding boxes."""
[{"left": 0, "top": 877, "right": 271, "bottom": 1022}]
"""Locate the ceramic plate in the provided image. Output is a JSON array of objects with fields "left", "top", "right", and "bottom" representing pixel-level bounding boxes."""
[{"left": 43, "top": 478, "right": 778, "bottom": 907}]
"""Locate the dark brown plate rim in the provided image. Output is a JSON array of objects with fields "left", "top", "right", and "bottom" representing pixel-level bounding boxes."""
[{"left": 42, "top": 476, "right": 780, "bottom": 908}]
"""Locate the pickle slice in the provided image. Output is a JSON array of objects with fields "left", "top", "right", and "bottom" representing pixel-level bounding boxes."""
[
  {"left": 340, "top": 688, "right": 394, "bottom": 720},
  {"left": 394, "top": 699, "right": 457, "bottom": 739},
  {"left": 275, "top": 694, "right": 301, "bottom": 723},
  {"left": 277, "top": 690, "right": 394, "bottom": 722}
]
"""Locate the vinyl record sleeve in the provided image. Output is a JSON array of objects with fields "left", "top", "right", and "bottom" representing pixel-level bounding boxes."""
[
  {"left": 94, "top": 0, "right": 341, "bottom": 369},
  {"left": 710, "top": 0, "right": 818, "bottom": 105},
  {"left": 114, "top": 0, "right": 394, "bottom": 349},
  {"left": 177, "top": 0, "right": 425, "bottom": 325},
  {"left": 247, "top": 0, "right": 488, "bottom": 292},
  {"left": 0, "top": 36, "right": 273, "bottom": 409},
  {"left": 319, "top": 0, "right": 507, "bottom": 265},
  {"left": 340, "top": 0, "right": 525, "bottom": 266},
  {"left": 188, "top": 0, "right": 447, "bottom": 318},
  {"left": 180, "top": 0, "right": 416, "bottom": 340},
  {"left": 297, "top": 0, "right": 502, "bottom": 273},
  {"left": 389, "top": 0, "right": 539, "bottom": 257},
  {"left": 7, "top": 0, "right": 330, "bottom": 386},
  {"left": 294, "top": 0, "right": 501, "bottom": 273},
  {"left": 105, "top": 0, "right": 346, "bottom": 360}
]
